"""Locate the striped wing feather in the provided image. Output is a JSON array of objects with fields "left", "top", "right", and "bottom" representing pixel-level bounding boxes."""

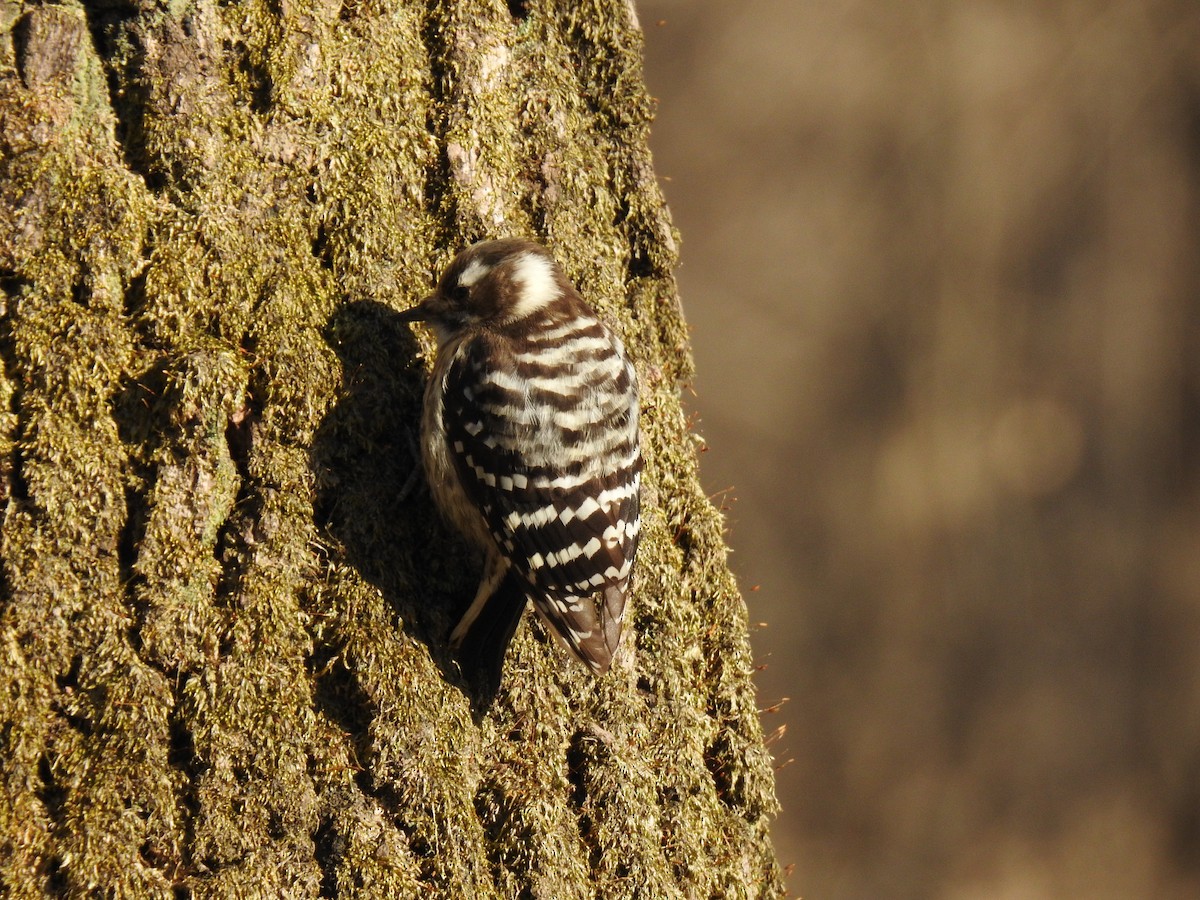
[{"left": 442, "top": 330, "right": 640, "bottom": 670}]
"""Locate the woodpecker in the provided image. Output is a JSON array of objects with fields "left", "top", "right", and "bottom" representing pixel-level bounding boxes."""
[{"left": 399, "top": 239, "right": 641, "bottom": 691}]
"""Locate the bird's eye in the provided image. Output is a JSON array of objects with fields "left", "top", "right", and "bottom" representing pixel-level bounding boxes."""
[{"left": 448, "top": 284, "right": 470, "bottom": 303}]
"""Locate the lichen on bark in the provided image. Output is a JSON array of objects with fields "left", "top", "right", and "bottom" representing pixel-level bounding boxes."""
[{"left": 0, "top": 1, "right": 783, "bottom": 897}]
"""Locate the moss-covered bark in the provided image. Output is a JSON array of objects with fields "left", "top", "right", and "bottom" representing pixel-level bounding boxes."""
[{"left": 0, "top": 1, "right": 782, "bottom": 896}]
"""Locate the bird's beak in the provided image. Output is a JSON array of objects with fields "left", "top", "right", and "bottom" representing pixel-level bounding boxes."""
[{"left": 397, "top": 296, "right": 436, "bottom": 323}]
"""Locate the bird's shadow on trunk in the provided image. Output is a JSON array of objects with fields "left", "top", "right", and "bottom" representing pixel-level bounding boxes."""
[{"left": 310, "top": 300, "right": 499, "bottom": 715}]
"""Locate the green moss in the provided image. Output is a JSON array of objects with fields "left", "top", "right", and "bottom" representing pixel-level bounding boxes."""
[{"left": 0, "top": 0, "right": 783, "bottom": 896}]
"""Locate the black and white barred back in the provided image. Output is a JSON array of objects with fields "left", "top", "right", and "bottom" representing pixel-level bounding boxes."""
[{"left": 399, "top": 239, "right": 641, "bottom": 678}]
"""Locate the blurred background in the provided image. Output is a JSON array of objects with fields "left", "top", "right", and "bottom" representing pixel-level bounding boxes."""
[{"left": 638, "top": 2, "right": 1200, "bottom": 897}]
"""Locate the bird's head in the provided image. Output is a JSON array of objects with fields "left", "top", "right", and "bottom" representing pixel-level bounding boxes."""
[{"left": 399, "top": 238, "right": 568, "bottom": 345}]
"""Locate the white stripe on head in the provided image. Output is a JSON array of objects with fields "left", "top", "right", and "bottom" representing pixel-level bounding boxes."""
[
  {"left": 458, "top": 258, "right": 491, "bottom": 289},
  {"left": 509, "top": 251, "right": 562, "bottom": 320}
]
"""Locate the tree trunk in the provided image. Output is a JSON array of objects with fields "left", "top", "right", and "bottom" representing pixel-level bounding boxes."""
[{"left": 0, "top": 1, "right": 783, "bottom": 897}]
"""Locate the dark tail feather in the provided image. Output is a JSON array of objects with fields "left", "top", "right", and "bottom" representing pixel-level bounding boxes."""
[
  {"left": 600, "top": 584, "right": 626, "bottom": 663},
  {"left": 453, "top": 569, "right": 528, "bottom": 713}
]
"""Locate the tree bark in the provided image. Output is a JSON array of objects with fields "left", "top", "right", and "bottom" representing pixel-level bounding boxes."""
[{"left": 0, "top": 1, "right": 783, "bottom": 897}]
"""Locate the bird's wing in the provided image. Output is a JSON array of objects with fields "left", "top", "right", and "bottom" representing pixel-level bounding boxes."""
[{"left": 441, "top": 332, "right": 641, "bottom": 671}]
